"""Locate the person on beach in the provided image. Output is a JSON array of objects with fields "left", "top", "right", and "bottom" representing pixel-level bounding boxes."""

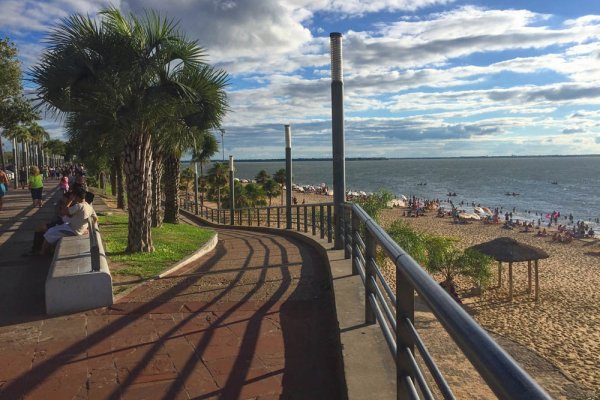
[
  {"left": 28, "top": 166, "right": 43, "bottom": 208},
  {"left": 39, "top": 186, "right": 97, "bottom": 255},
  {"left": 0, "top": 170, "right": 9, "bottom": 211}
]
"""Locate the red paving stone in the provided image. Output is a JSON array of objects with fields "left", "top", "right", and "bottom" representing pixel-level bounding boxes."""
[{"left": 0, "top": 195, "right": 345, "bottom": 400}]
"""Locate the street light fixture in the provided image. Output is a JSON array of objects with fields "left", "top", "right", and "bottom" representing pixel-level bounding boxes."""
[{"left": 219, "top": 128, "right": 225, "bottom": 162}]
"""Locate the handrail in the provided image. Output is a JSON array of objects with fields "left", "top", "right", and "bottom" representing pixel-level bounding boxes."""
[
  {"left": 88, "top": 217, "right": 100, "bottom": 272},
  {"left": 346, "top": 203, "right": 550, "bottom": 400}
]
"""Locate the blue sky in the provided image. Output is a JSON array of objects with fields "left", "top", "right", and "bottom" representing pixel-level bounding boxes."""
[{"left": 1, "top": 0, "right": 599, "bottom": 158}]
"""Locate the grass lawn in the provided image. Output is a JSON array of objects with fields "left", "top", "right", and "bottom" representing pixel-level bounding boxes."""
[{"left": 99, "top": 214, "right": 214, "bottom": 279}]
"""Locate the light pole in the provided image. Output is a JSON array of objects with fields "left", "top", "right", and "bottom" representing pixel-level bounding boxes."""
[
  {"left": 330, "top": 32, "right": 346, "bottom": 249},
  {"left": 285, "top": 125, "right": 292, "bottom": 229},
  {"left": 229, "top": 155, "right": 235, "bottom": 225},
  {"left": 219, "top": 128, "right": 225, "bottom": 162},
  {"left": 194, "top": 160, "right": 199, "bottom": 215}
]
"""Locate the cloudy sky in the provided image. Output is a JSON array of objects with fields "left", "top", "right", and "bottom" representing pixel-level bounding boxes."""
[{"left": 2, "top": 0, "right": 600, "bottom": 158}]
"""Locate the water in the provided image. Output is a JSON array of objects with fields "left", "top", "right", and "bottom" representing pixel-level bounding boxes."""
[{"left": 193, "top": 156, "right": 600, "bottom": 228}]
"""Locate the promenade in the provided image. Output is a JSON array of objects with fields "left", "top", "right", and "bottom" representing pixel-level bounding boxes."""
[{"left": 0, "top": 183, "right": 344, "bottom": 399}]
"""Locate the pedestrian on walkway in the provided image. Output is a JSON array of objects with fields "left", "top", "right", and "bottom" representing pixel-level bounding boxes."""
[
  {"left": 0, "top": 170, "right": 9, "bottom": 211},
  {"left": 18, "top": 167, "right": 27, "bottom": 189},
  {"left": 28, "top": 166, "right": 44, "bottom": 208}
]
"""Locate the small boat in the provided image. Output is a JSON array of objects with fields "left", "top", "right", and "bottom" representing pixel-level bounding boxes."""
[{"left": 551, "top": 181, "right": 558, "bottom": 185}]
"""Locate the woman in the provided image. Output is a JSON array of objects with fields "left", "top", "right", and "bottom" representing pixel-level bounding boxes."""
[
  {"left": 0, "top": 170, "right": 9, "bottom": 211},
  {"left": 28, "top": 166, "right": 44, "bottom": 207}
]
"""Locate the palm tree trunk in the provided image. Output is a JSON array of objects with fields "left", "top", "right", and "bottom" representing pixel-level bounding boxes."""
[
  {"left": 110, "top": 159, "right": 117, "bottom": 196},
  {"left": 0, "top": 138, "right": 5, "bottom": 171},
  {"left": 115, "top": 155, "right": 125, "bottom": 209},
  {"left": 151, "top": 152, "right": 164, "bottom": 227},
  {"left": 163, "top": 154, "right": 180, "bottom": 224},
  {"left": 200, "top": 162, "right": 204, "bottom": 207},
  {"left": 123, "top": 131, "right": 154, "bottom": 253}
]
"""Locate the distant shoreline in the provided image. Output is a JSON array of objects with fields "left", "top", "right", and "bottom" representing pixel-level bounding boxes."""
[{"left": 182, "top": 154, "right": 600, "bottom": 163}]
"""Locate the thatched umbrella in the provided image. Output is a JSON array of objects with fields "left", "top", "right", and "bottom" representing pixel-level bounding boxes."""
[{"left": 468, "top": 237, "right": 549, "bottom": 301}]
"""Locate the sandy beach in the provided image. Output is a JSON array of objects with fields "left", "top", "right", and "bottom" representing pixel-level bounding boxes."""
[{"left": 291, "top": 190, "right": 599, "bottom": 396}]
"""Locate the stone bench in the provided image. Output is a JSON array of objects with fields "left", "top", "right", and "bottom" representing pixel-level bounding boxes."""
[{"left": 45, "top": 226, "right": 113, "bottom": 315}]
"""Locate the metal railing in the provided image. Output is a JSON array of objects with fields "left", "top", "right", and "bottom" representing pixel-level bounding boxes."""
[
  {"left": 339, "top": 203, "right": 550, "bottom": 400},
  {"left": 180, "top": 197, "right": 550, "bottom": 399},
  {"left": 180, "top": 198, "right": 335, "bottom": 243}
]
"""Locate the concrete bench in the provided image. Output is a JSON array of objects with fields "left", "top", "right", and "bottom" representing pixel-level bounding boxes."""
[{"left": 45, "top": 225, "right": 113, "bottom": 315}]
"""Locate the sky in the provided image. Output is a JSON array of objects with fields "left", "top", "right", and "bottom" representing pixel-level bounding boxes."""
[{"left": 1, "top": 0, "right": 600, "bottom": 159}]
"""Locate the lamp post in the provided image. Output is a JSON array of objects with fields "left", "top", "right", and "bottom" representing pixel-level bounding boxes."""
[
  {"left": 229, "top": 155, "right": 235, "bottom": 225},
  {"left": 12, "top": 138, "right": 18, "bottom": 189},
  {"left": 285, "top": 125, "right": 292, "bottom": 229},
  {"left": 219, "top": 128, "right": 225, "bottom": 162},
  {"left": 330, "top": 32, "right": 346, "bottom": 249}
]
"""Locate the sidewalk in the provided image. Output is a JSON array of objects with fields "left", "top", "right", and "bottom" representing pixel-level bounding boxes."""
[
  {"left": 0, "top": 189, "right": 345, "bottom": 399},
  {"left": 0, "top": 181, "right": 61, "bottom": 322}
]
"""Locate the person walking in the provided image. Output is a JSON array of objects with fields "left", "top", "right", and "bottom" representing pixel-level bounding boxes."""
[
  {"left": 0, "top": 170, "right": 9, "bottom": 211},
  {"left": 28, "top": 166, "right": 44, "bottom": 208}
]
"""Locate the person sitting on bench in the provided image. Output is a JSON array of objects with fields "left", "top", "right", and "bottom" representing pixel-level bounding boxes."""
[{"left": 40, "top": 186, "right": 97, "bottom": 255}]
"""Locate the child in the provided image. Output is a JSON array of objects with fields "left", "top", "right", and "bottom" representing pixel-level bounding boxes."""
[{"left": 59, "top": 175, "right": 69, "bottom": 193}]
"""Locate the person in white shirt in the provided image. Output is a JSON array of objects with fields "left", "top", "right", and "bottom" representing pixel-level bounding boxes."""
[{"left": 41, "top": 186, "right": 97, "bottom": 255}]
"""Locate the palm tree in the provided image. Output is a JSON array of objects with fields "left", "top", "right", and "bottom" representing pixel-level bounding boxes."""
[
  {"left": 28, "top": 122, "right": 49, "bottom": 168},
  {"left": 208, "top": 162, "right": 228, "bottom": 216},
  {"left": 32, "top": 8, "right": 228, "bottom": 252},
  {"left": 255, "top": 169, "right": 270, "bottom": 185},
  {"left": 263, "top": 178, "right": 281, "bottom": 206},
  {"left": 192, "top": 133, "right": 218, "bottom": 207},
  {"left": 273, "top": 168, "right": 286, "bottom": 205}
]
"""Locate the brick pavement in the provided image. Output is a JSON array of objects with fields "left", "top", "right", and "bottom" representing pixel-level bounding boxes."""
[{"left": 0, "top": 186, "right": 345, "bottom": 399}]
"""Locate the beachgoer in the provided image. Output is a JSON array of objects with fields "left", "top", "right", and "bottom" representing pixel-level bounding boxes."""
[
  {"left": 40, "top": 187, "right": 97, "bottom": 255},
  {"left": 0, "top": 170, "right": 9, "bottom": 211},
  {"left": 28, "top": 166, "right": 43, "bottom": 207}
]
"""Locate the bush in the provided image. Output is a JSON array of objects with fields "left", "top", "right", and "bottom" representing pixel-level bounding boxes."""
[{"left": 356, "top": 189, "right": 394, "bottom": 224}]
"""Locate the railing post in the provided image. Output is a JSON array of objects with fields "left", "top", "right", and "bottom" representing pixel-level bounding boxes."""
[
  {"left": 248, "top": 208, "right": 251, "bottom": 226},
  {"left": 238, "top": 208, "right": 242, "bottom": 225},
  {"left": 211, "top": 209, "right": 214, "bottom": 222},
  {"left": 320, "top": 205, "right": 325, "bottom": 239},
  {"left": 343, "top": 205, "right": 351, "bottom": 259},
  {"left": 351, "top": 208, "right": 359, "bottom": 275},
  {"left": 267, "top": 208, "right": 271, "bottom": 227},
  {"left": 257, "top": 209, "right": 261, "bottom": 226},
  {"left": 396, "top": 260, "right": 415, "bottom": 400},
  {"left": 364, "top": 227, "right": 376, "bottom": 324},
  {"left": 296, "top": 206, "right": 300, "bottom": 231},
  {"left": 303, "top": 205, "right": 308, "bottom": 233},
  {"left": 311, "top": 205, "right": 316, "bottom": 236},
  {"left": 327, "top": 204, "right": 333, "bottom": 243},
  {"left": 277, "top": 207, "right": 281, "bottom": 228}
]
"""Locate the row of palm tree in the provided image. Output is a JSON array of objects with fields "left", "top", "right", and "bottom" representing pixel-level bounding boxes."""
[{"left": 31, "top": 8, "right": 228, "bottom": 253}]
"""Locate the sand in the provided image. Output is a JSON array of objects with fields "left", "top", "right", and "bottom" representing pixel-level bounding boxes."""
[{"left": 293, "top": 191, "right": 599, "bottom": 396}]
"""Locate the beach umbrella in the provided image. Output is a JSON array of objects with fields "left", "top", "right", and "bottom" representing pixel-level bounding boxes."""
[
  {"left": 468, "top": 237, "right": 549, "bottom": 301},
  {"left": 459, "top": 212, "right": 480, "bottom": 220}
]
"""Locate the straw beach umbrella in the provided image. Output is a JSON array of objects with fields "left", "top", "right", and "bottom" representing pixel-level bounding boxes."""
[{"left": 468, "top": 237, "right": 549, "bottom": 301}]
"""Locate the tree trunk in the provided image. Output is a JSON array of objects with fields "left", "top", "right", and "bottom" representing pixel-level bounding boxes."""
[
  {"left": 110, "top": 158, "right": 117, "bottom": 196},
  {"left": 115, "top": 155, "right": 125, "bottom": 209},
  {"left": 123, "top": 131, "right": 154, "bottom": 253},
  {"left": 0, "top": 137, "right": 5, "bottom": 171},
  {"left": 200, "top": 162, "right": 204, "bottom": 207},
  {"left": 151, "top": 152, "right": 164, "bottom": 227},
  {"left": 163, "top": 154, "right": 180, "bottom": 224}
]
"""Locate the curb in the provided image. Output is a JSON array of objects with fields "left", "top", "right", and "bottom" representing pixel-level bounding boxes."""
[
  {"left": 157, "top": 232, "right": 218, "bottom": 278},
  {"left": 112, "top": 231, "right": 218, "bottom": 303}
]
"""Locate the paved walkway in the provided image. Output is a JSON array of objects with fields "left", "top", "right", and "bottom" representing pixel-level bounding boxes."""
[{"left": 0, "top": 186, "right": 345, "bottom": 399}]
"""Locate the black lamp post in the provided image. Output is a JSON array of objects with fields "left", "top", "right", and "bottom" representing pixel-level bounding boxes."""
[
  {"left": 285, "top": 125, "right": 292, "bottom": 229},
  {"left": 330, "top": 32, "right": 346, "bottom": 249}
]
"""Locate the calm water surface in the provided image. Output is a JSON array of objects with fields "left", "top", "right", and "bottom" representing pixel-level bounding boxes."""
[{"left": 200, "top": 157, "right": 600, "bottom": 226}]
